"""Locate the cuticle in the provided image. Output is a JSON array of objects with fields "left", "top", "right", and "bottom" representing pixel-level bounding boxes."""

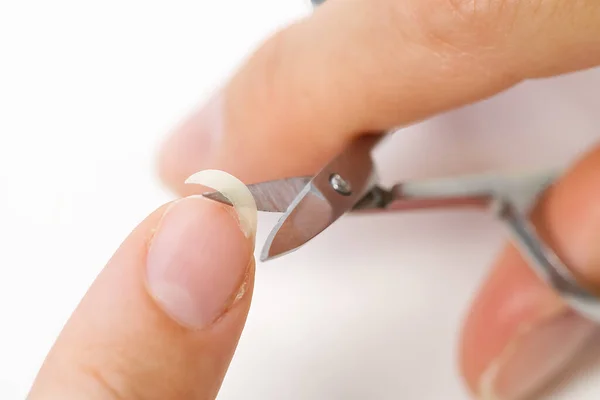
[
  {"left": 177, "top": 236, "right": 255, "bottom": 331},
  {"left": 145, "top": 198, "right": 186, "bottom": 251},
  {"left": 204, "top": 255, "right": 255, "bottom": 329},
  {"left": 143, "top": 257, "right": 255, "bottom": 333}
]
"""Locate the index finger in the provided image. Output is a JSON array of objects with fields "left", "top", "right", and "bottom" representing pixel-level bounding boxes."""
[{"left": 158, "top": 0, "right": 600, "bottom": 195}]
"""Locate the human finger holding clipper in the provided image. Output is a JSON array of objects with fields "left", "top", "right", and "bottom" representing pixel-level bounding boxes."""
[{"left": 29, "top": 0, "right": 600, "bottom": 399}]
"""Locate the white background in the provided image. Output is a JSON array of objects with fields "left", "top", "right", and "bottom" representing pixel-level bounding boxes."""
[{"left": 1, "top": 0, "right": 600, "bottom": 399}]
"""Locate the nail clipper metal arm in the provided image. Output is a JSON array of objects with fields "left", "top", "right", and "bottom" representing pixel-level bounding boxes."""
[
  {"left": 354, "top": 172, "right": 600, "bottom": 323},
  {"left": 353, "top": 170, "right": 557, "bottom": 212},
  {"left": 499, "top": 201, "right": 600, "bottom": 322},
  {"left": 353, "top": 185, "right": 493, "bottom": 212}
]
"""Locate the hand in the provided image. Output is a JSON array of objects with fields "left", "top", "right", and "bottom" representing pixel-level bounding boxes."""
[
  {"left": 156, "top": 0, "right": 599, "bottom": 399},
  {"left": 29, "top": 1, "right": 600, "bottom": 399}
]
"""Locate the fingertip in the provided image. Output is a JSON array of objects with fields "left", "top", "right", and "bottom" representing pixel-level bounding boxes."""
[
  {"left": 30, "top": 194, "right": 255, "bottom": 399},
  {"left": 184, "top": 170, "right": 258, "bottom": 241},
  {"left": 460, "top": 144, "right": 600, "bottom": 399},
  {"left": 146, "top": 195, "right": 254, "bottom": 329},
  {"left": 459, "top": 246, "right": 565, "bottom": 396}
]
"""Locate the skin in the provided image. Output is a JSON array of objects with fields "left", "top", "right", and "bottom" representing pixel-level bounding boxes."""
[{"left": 30, "top": 0, "right": 600, "bottom": 399}]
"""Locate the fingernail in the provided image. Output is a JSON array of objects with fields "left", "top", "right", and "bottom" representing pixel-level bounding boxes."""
[
  {"left": 479, "top": 311, "right": 597, "bottom": 400},
  {"left": 185, "top": 169, "right": 258, "bottom": 243},
  {"left": 146, "top": 195, "right": 254, "bottom": 329}
]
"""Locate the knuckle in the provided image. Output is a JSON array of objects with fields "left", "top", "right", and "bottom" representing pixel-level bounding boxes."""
[
  {"left": 72, "top": 331, "right": 214, "bottom": 400},
  {"left": 241, "top": 29, "right": 286, "bottom": 107},
  {"left": 414, "top": 0, "right": 519, "bottom": 50},
  {"left": 228, "top": 25, "right": 297, "bottom": 136},
  {"left": 78, "top": 359, "right": 134, "bottom": 400},
  {"left": 74, "top": 340, "right": 168, "bottom": 400},
  {"left": 226, "top": 22, "right": 342, "bottom": 168},
  {"left": 235, "top": 25, "right": 298, "bottom": 117}
]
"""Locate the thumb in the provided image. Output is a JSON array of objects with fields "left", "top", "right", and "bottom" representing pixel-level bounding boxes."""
[{"left": 28, "top": 188, "right": 255, "bottom": 399}]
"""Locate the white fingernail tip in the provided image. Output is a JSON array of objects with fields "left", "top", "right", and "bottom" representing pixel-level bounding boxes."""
[
  {"left": 185, "top": 170, "right": 258, "bottom": 242},
  {"left": 479, "top": 360, "right": 501, "bottom": 400}
]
